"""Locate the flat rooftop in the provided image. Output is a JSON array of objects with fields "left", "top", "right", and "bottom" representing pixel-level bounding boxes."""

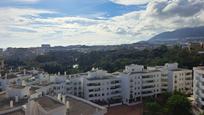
[
  {"left": 34, "top": 96, "right": 64, "bottom": 111},
  {"left": 30, "top": 86, "right": 40, "bottom": 95},
  {"left": 1, "top": 108, "right": 25, "bottom": 115},
  {"left": 87, "top": 75, "right": 116, "bottom": 80},
  {"left": 1, "top": 74, "right": 18, "bottom": 79},
  {"left": 194, "top": 66, "right": 204, "bottom": 70},
  {"left": 171, "top": 68, "right": 191, "bottom": 72},
  {"left": 0, "top": 92, "right": 28, "bottom": 112},
  {"left": 32, "top": 81, "right": 53, "bottom": 87},
  {"left": 66, "top": 95, "right": 106, "bottom": 115},
  {"left": 9, "top": 85, "right": 26, "bottom": 89},
  {"left": 129, "top": 70, "right": 161, "bottom": 75}
]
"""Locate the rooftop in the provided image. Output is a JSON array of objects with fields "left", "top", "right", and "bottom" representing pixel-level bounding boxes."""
[
  {"left": 1, "top": 108, "right": 25, "bottom": 115},
  {"left": 29, "top": 86, "right": 40, "bottom": 95},
  {"left": 66, "top": 95, "right": 106, "bottom": 115},
  {"left": 194, "top": 66, "right": 204, "bottom": 70},
  {"left": 129, "top": 70, "right": 161, "bottom": 75},
  {"left": 32, "top": 81, "right": 53, "bottom": 87},
  {"left": 171, "top": 68, "right": 191, "bottom": 72},
  {"left": 4, "top": 74, "right": 18, "bottom": 79},
  {"left": 9, "top": 85, "right": 26, "bottom": 89},
  {"left": 0, "top": 92, "right": 28, "bottom": 112},
  {"left": 87, "top": 75, "right": 116, "bottom": 80},
  {"left": 34, "top": 96, "right": 64, "bottom": 111}
]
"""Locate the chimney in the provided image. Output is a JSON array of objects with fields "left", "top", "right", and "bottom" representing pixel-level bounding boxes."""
[
  {"left": 5, "top": 73, "right": 8, "bottom": 79},
  {"left": 66, "top": 101, "right": 70, "bottom": 108},
  {"left": 10, "top": 100, "right": 13, "bottom": 108},
  {"left": 57, "top": 93, "right": 61, "bottom": 101},
  {"left": 62, "top": 95, "right": 66, "bottom": 104},
  {"left": 22, "top": 80, "right": 26, "bottom": 86},
  {"left": 10, "top": 68, "right": 13, "bottom": 72},
  {"left": 23, "top": 69, "right": 26, "bottom": 75},
  {"left": 15, "top": 96, "right": 19, "bottom": 103}
]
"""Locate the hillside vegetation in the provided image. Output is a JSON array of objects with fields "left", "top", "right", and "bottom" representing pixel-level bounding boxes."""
[{"left": 5, "top": 45, "right": 204, "bottom": 74}]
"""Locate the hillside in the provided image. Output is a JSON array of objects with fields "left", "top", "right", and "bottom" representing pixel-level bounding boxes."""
[{"left": 148, "top": 26, "right": 204, "bottom": 43}]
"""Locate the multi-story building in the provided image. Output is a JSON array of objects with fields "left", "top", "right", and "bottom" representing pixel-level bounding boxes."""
[
  {"left": 120, "top": 64, "right": 162, "bottom": 105},
  {"left": 167, "top": 63, "right": 193, "bottom": 94},
  {"left": 148, "top": 63, "right": 193, "bottom": 95},
  {"left": 193, "top": 66, "right": 204, "bottom": 109},
  {"left": 0, "top": 48, "right": 4, "bottom": 73},
  {"left": 147, "top": 66, "right": 168, "bottom": 92},
  {"left": 83, "top": 69, "right": 122, "bottom": 105},
  {"left": 0, "top": 59, "right": 3, "bottom": 72},
  {"left": 0, "top": 62, "right": 194, "bottom": 114},
  {"left": 48, "top": 73, "right": 84, "bottom": 98}
]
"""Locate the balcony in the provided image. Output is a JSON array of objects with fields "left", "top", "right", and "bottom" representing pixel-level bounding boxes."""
[
  {"left": 199, "top": 90, "right": 204, "bottom": 97},
  {"left": 142, "top": 82, "right": 155, "bottom": 86},
  {"left": 200, "top": 77, "right": 204, "bottom": 82},
  {"left": 87, "top": 83, "right": 101, "bottom": 87},
  {"left": 142, "top": 78, "right": 155, "bottom": 82},
  {"left": 142, "top": 93, "right": 154, "bottom": 97},
  {"left": 199, "top": 98, "right": 204, "bottom": 106},
  {"left": 110, "top": 85, "right": 120, "bottom": 90},
  {"left": 110, "top": 88, "right": 121, "bottom": 92},
  {"left": 142, "top": 88, "right": 155, "bottom": 92},
  {"left": 199, "top": 83, "right": 204, "bottom": 90}
]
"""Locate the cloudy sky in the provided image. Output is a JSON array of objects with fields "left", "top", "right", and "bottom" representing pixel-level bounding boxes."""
[{"left": 0, "top": 0, "right": 204, "bottom": 48}]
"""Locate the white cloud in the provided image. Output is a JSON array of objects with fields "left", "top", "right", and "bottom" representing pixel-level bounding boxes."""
[
  {"left": 9, "top": 0, "right": 41, "bottom": 3},
  {"left": 146, "top": 0, "right": 204, "bottom": 18},
  {"left": 110, "top": 0, "right": 151, "bottom": 5},
  {"left": 1, "top": 0, "right": 204, "bottom": 48},
  {"left": 0, "top": 7, "right": 136, "bottom": 48}
]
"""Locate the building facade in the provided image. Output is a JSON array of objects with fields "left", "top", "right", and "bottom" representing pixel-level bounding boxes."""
[
  {"left": 83, "top": 69, "right": 122, "bottom": 105},
  {"left": 167, "top": 63, "right": 193, "bottom": 94},
  {"left": 120, "top": 64, "right": 162, "bottom": 105},
  {"left": 193, "top": 67, "right": 204, "bottom": 109}
]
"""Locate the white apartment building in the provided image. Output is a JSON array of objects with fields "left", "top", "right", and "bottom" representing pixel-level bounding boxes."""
[
  {"left": 166, "top": 63, "right": 193, "bottom": 94},
  {"left": 6, "top": 85, "right": 30, "bottom": 99},
  {"left": 147, "top": 66, "right": 168, "bottom": 92},
  {"left": 193, "top": 67, "right": 204, "bottom": 109},
  {"left": 120, "top": 64, "right": 162, "bottom": 105},
  {"left": 0, "top": 62, "right": 193, "bottom": 111},
  {"left": 148, "top": 63, "right": 193, "bottom": 94},
  {"left": 83, "top": 69, "right": 122, "bottom": 105},
  {"left": 0, "top": 59, "right": 4, "bottom": 72},
  {"left": 0, "top": 48, "right": 3, "bottom": 72},
  {"left": 70, "top": 78, "right": 83, "bottom": 97},
  {"left": 49, "top": 74, "right": 84, "bottom": 98}
]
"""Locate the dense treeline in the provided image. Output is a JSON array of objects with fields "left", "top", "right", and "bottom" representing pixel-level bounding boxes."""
[
  {"left": 144, "top": 92, "right": 192, "bottom": 115},
  {"left": 5, "top": 45, "right": 204, "bottom": 74}
]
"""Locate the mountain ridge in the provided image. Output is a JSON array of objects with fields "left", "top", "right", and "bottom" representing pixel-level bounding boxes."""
[{"left": 148, "top": 26, "right": 204, "bottom": 43}]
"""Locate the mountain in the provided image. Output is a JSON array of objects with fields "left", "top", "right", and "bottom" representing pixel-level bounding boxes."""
[{"left": 148, "top": 26, "right": 204, "bottom": 43}]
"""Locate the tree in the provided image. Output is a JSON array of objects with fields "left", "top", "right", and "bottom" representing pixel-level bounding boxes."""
[
  {"left": 145, "top": 101, "right": 162, "bottom": 115},
  {"left": 166, "top": 95, "right": 192, "bottom": 115}
]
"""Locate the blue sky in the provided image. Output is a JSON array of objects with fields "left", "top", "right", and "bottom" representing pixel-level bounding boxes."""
[
  {"left": 0, "top": 0, "right": 204, "bottom": 48},
  {"left": 0, "top": 0, "right": 146, "bottom": 18}
]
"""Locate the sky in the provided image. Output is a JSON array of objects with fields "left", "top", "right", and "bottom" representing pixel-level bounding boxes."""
[{"left": 0, "top": 0, "right": 204, "bottom": 48}]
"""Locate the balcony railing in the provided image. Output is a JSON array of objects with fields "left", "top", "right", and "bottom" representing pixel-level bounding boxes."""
[
  {"left": 200, "top": 77, "right": 204, "bottom": 82},
  {"left": 199, "top": 83, "right": 204, "bottom": 90}
]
